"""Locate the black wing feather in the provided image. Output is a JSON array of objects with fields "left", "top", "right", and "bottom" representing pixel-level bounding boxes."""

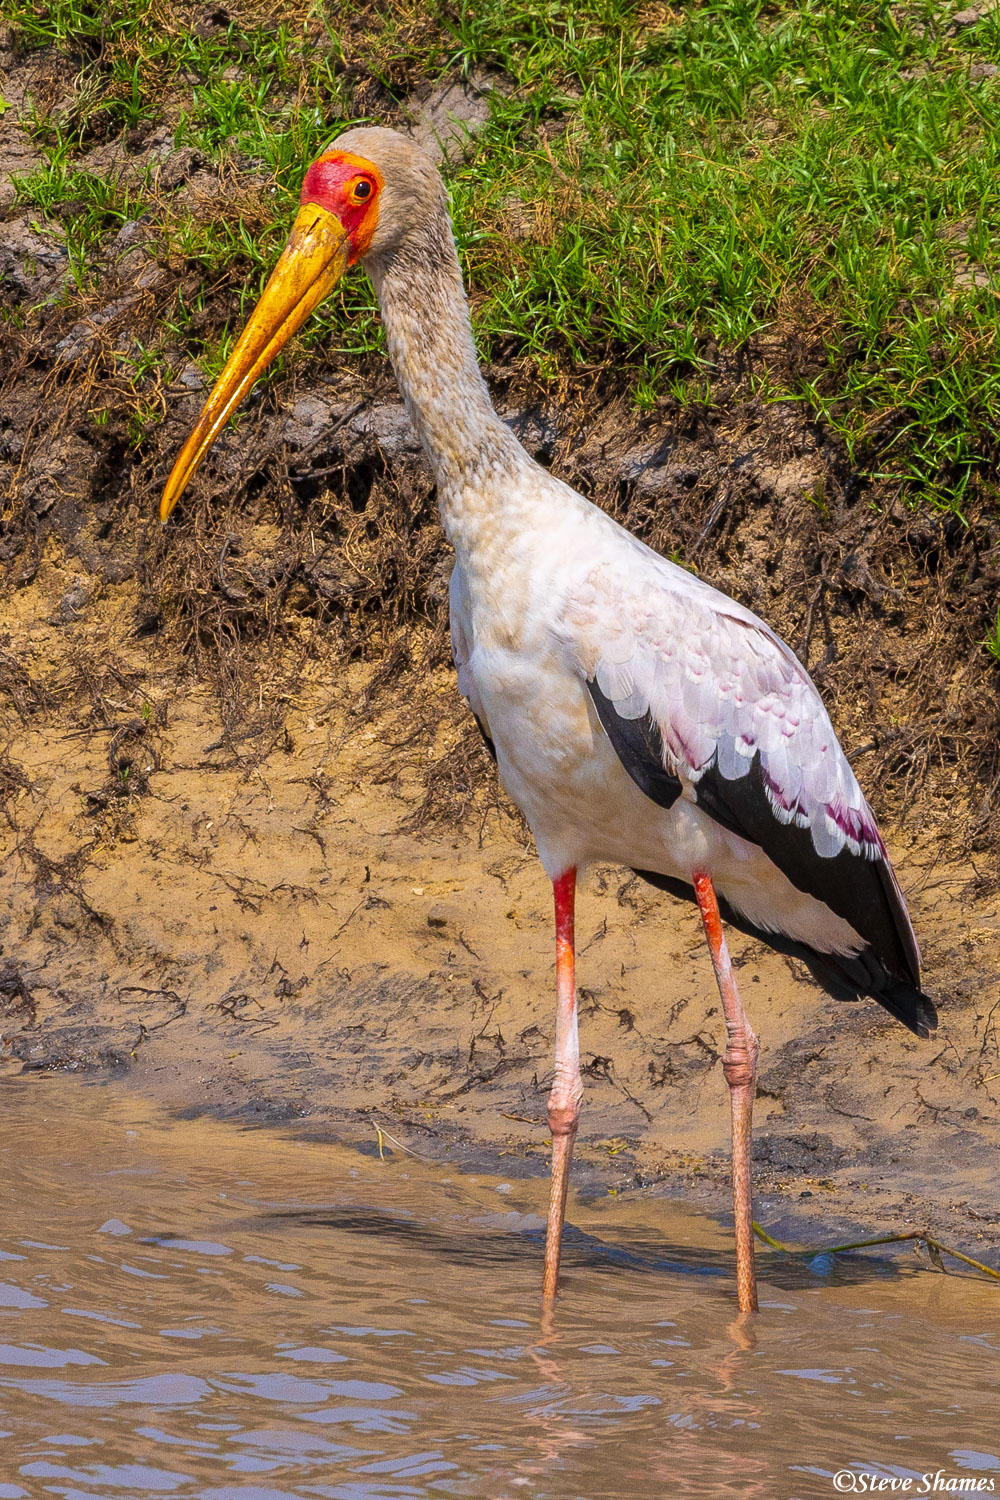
[
  {"left": 632, "top": 868, "right": 937, "bottom": 1039},
  {"left": 692, "top": 753, "right": 920, "bottom": 987},
  {"left": 587, "top": 679, "right": 682, "bottom": 812},
  {"left": 587, "top": 683, "right": 936, "bottom": 1038}
]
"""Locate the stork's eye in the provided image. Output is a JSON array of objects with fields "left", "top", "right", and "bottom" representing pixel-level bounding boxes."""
[{"left": 350, "top": 178, "right": 373, "bottom": 203}]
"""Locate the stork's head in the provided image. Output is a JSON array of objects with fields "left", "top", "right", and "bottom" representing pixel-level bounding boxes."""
[
  {"left": 299, "top": 127, "right": 446, "bottom": 269},
  {"left": 159, "top": 127, "right": 440, "bottom": 521}
]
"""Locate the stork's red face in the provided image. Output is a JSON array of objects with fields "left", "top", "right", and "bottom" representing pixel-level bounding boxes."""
[
  {"left": 159, "top": 148, "right": 383, "bottom": 521},
  {"left": 299, "top": 150, "right": 384, "bottom": 263}
]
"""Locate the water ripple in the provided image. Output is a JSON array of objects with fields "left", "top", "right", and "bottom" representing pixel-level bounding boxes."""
[{"left": 0, "top": 1076, "right": 994, "bottom": 1500}]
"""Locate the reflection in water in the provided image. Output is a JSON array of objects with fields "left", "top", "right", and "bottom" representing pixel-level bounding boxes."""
[{"left": 0, "top": 1075, "right": 995, "bottom": 1498}]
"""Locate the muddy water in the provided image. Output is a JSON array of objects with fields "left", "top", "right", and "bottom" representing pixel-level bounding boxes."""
[{"left": 0, "top": 1078, "right": 996, "bottom": 1500}]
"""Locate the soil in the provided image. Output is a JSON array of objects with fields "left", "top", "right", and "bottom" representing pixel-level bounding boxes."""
[{"left": 2, "top": 33, "right": 1000, "bottom": 1272}]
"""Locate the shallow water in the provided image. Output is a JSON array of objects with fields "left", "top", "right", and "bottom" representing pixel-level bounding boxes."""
[{"left": 0, "top": 1076, "right": 996, "bottom": 1500}]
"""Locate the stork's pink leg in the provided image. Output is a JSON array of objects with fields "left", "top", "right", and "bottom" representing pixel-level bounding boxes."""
[
  {"left": 693, "top": 872, "right": 760, "bottom": 1314},
  {"left": 542, "top": 867, "right": 581, "bottom": 1304}
]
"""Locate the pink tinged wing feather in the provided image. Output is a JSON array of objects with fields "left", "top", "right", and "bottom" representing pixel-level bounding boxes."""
[
  {"left": 811, "top": 812, "right": 845, "bottom": 859},
  {"left": 682, "top": 658, "right": 721, "bottom": 737},
  {"left": 595, "top": 656, "right": 638, "bottom": 709},
  {"left": 715, "top": 734, "right": 746, "bottom": 782},
  {"left": 561, "top": 553, "right": 882, "bottom": 863}
]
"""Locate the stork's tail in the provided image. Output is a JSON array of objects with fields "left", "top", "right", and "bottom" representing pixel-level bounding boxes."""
[
  {"left": 632, "top": 868, "right": 938, "bottom": 1038},
  {"left": 790, "top": 945, "right": 937, "bottom": 1039}
]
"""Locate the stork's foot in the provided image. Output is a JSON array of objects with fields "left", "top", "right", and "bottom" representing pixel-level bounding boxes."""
[
  {"left": 543, "top": 1101, "right": 580, "bottom": 1304},
  {"left": 694, "top": 871, "right": 760, "bottom": 1314},
  {"left": 724, "top": 1034, "right": 759, "bottom": 1314},
  {"left": 542, "top": 868, "right": 581, "bottom": 1306}
]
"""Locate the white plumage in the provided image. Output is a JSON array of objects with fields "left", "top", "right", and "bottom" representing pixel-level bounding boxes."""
[{"left": 450, "top": 464, "right": 898, "bottom": 963}]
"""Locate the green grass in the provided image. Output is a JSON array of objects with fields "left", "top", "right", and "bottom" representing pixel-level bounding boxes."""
[
  {"left": 7, "top": 0, "right": 1000, "bottom": 516},
  {"left": 444, "top": 0, "right": 1000, "bottom": 514},
  {"left": 13, "top": 158, "right": 146, "bottom": 286}
]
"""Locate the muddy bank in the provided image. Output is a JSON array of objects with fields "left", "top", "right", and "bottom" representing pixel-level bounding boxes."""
[{"left": 1, "top": 563, "right": 999, "bottom": 1267}]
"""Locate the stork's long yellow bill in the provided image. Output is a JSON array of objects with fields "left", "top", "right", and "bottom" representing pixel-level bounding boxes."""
[{"left": 159, "top": 204, "right": 350, "bottom": 522}]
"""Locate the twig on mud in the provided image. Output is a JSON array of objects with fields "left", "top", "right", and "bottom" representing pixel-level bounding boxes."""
[
  {"left": 118, "top": 985, "right": 187, "bottom": 1029},
  {"left": 293, "top": 824, "right": 327, "bottom": 858},
  {"left": 689, "top": 490, "right": 729, "bottom": 555},
  {"left": 797, "top": 576, "right": 829, "bottom": 668},
  {"left": 290, "top": 400, "right": 365, "bottom": 478},
  {"left": 372, "top": 1122, "right": 440, "bottom": 1163},
  {"left": 752, "top": 1222, "right": 1000, "bottom": 1283},
  {"left": 432, "top": 1058, "right": 517, "bottom": 1102},
  {"left": 218, "top": 993, "right": 278, "bottom": 1029},
  {"left": 330, "top": 893, "right": 388, "bottom": 942},
  {"left": 584, "top": 1051, "right": 653, "bottom": 1122},
  {"left": 456, "top": 928, "right": 482, "bottom": 960},
  {"left": 269, "top": 880, "right": 319, "bottom": 905},
  {"left": 218, "top": 536, "right": 250, "bottom": 604},
  {"left": 331, "top": 896, "right": 369, "bottom": 941},
  {"left": 208, "top": 868, "right": 267, "bottom": 913},
  {"left": 16, "top": 829, "right": 113, "bottom": 935}
]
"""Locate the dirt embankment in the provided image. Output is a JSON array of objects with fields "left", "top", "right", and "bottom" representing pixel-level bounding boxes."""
[
  {"left": 2, "top": 572, "right": 1000, "bottom": 1266},
  {"left": 2, "top": 31, "right": 1000, "bottom": 1266}
]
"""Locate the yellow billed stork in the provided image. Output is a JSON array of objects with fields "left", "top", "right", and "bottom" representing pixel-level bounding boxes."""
[{"left": 160, "top": 128, "right": 937, "bottom": 1314}]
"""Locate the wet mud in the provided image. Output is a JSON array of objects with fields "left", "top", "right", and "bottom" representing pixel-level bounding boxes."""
[
  {"left": 1, "top": 573, "right": 999, "bottom": 1268},
  {"left": 2, "top": 28, "right": 1000, "bottom": 1273}
]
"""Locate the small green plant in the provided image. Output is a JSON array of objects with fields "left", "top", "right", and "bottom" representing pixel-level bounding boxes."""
[
  {"left": 14, "top": 160, "right": 145, "bottom": 291},
  {"left": 805, "top": 482, "right": 830, "bottom": 520},
  {"left": 126, "top": 402, "right": 163, "bottom": 449},
  {"left": 633, "top": 378, "right": 658, "bottom": 411},
  {"left": 986, "top": 607, "right": 1000, "bottom": 665}
]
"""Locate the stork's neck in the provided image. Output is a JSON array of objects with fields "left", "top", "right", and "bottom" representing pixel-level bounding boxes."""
[{"left": 367, "top": 210, "right": 531, "bottom": 553}]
